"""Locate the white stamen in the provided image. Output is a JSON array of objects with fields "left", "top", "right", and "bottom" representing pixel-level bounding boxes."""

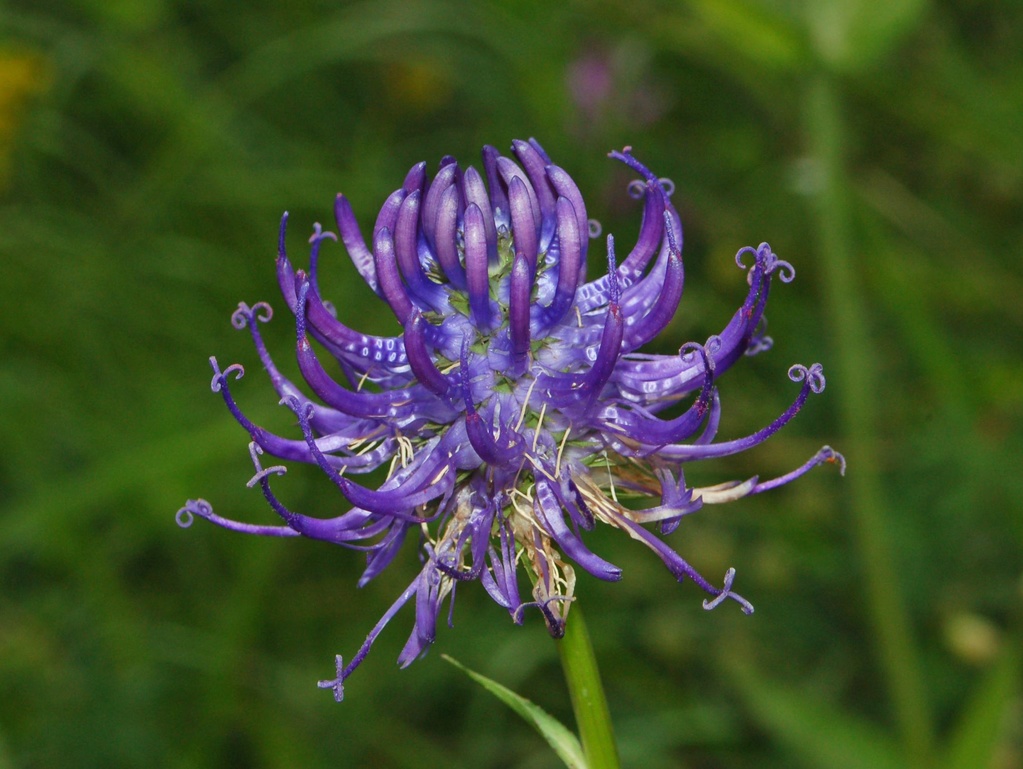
[
  {"left": 603, "top": 451, "right": 618, "bottom": 503},
  {"left": 515, "top": 378, "right": 539, "bottom": 432},
  {"left": 555, "top": 428, "right": 571, "bottom": 479},
  {"left": 532, "top": 403, "right": 548, "bottom": 452},
  {"left": 525, "top": 454, "right": 556, "bottom": 483},
  {"left": 395, "top": 434, "right": 414, "bottom": 467}
]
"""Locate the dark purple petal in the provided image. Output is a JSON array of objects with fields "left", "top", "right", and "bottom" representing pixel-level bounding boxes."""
[
  {"left": 464, "top": 203, "right": 493, "bottom": 331},
  {"left": 394, "top": 190, "right": 428, "bottom": 292},
  {"left": 433, "top": 183, "right": 467, "bottom": 289},
  {"left": 462, "top": 166, "right": 498, "bottom": 263},
  {"left": 374, "top": 188, "right": 406, "bottom": 245},
  {"left": 403, "top": 310, "right": 454, "bottom": 399},
  {"left": 372, "top": 226, "right": 414, "bottom": 322},
  {"left": 620, "top": 209, "right": 685, "bottom": 352},
  {"left": 610, "top": 510, "right": 752, "bottom": 613},
  {"left": 292, "top": 399, "right": 456, "bottom": 516},
  {"left": 657, "top": 364, "right": 826, "bottom": 461},
  {"left": 207, "top": 355, "right": 352, "bottom": 466},
  {"left": 421, "top": 162, "right": 458, "bottom": 251},
  {"left": 481, "top": 511, "right": 522, "bottom": 613},
  {"left": 534, "top": 480, "right": 621, "bottom": 581},
  {"left": 618, "top": 182, "right": 666, "bottom": 280},
  {"left": 603, "top": 342, "right": 716, "bottom": 448},
  {"left": 295, "top": 275, "right": 410, "bottom": 379},
  {"left": 750, "top": 445, "right": 846, "bottom": 495},
  {"left": 540, "top": 196, "right": 583, "bottom": 329},
  {"left": 177, "top": 498, "right": 301, "bottom": 538},
  {"left": 512, "top": 139, "right": 557, "bottom": 248},
  {"left": 545, "top": 164, "right": 589, "bottom": 266},
  {"left": 461, "top": 343, "right": 523, "bottom": 464},
  {"left": 507, "top": 175, "right": 539, "bottom": 271},
  {"left": 543, "top": 240, "right": 624, "bottom": 407},
  {"left": 317, "top": 575, "right": 421, "bottom": 701},
  {"left": 334, "top": 194, "right": 379, "bottom": 294},
  {"left": 509, "top": 251, "right": 532, "bottom": 368},
  {"left": 481, "top": 145, "right": 510, "bottom": 227},
  {"left": 294, "top": 278, "right": 420, "bottom": 420},
  {"left": 403, "top": 161, "right": 427, "bottom": 195},
  {"left": 496, "top": 155, "right": 541, "bottom": 241},
  {"left": 358, "top": 522, "right": 410, "bottom": 585}
]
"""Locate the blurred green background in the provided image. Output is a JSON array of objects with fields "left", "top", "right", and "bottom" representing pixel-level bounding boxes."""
[{"left": 1, "top": 0, "right": 1021, "bottom": 767}]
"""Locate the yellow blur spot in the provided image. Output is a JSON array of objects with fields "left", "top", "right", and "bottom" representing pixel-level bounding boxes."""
[
  {"left": 944, "top": 611, "right": 1001, "bottom": 666},
  {"left": 383, "top": 60, "right": 451, "bottom": 112},
  {"left": 0, "top": 50, "right": 51, "bottom": 187}
]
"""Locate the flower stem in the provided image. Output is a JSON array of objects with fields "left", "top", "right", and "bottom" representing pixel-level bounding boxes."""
[{"left": 557, "top": 605, "right": 620, "bottom": 769}]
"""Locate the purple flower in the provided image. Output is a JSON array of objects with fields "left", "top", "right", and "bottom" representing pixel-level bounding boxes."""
[{"left": 177, "top": 140, "right": 843, "bottom": 700}]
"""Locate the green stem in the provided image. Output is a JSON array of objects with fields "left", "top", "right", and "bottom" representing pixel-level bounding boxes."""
[
  {"left": 557, "top": 605, "right": 620, "bottom": 769},
  {"left": 803, "top": 72, "right": 935, "bottom": 769}
]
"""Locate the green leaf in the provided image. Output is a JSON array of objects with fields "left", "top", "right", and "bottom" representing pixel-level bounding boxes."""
[
  {"left": 442, "top": 654, "right": 588, "bottom": 769},
  {"left": 0, "top": 725, "right": 12, "bottom": 769},
  {"left": 805, "top": 0, "right": 928, "bottom": 73},
  {"left": 941, "top": 638, "right": 1021, "bottom": 769},
  {"left": 728, "top": 662, "right": 905, "bottom": 769},
  {"left": 686, "top": 0, "right": 807, "bottom": 72}
]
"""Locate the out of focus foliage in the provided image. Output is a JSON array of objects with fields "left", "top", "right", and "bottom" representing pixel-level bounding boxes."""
[{"left": 1, "top": 1, "right": 1020, "bottom": 767}]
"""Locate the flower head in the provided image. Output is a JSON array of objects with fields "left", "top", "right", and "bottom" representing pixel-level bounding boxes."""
[{"left": 177, "top": 139, "right": 843, "bottom": 700}]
